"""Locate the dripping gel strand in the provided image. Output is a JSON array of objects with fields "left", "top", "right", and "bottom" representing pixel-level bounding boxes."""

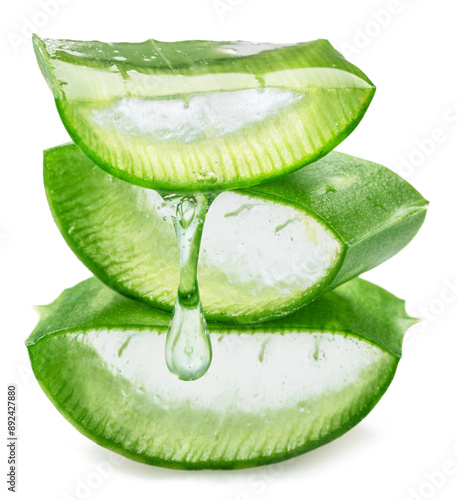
[{"left": 164, "top": 193, "right": 213, "bottom": 381}]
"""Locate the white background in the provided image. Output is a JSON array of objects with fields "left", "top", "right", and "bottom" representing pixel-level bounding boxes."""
[{"left": 1, "top": 0, "right": 457, "bottom": 499}]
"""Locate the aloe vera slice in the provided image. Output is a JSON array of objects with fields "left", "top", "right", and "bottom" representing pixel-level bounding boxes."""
[
  {"left": 44, "top": 143, "right": 428, "bottom": 323},
  {"left": 26, "top": 277, "right": 415, "bottom": 469},
  {"left": 34, "top": 36, "right": 374, "bottom": 192}
]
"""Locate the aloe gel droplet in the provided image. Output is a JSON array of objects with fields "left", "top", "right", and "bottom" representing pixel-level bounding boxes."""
[{"left": 164, "top": 194, "right": 212, "bottom": 381}]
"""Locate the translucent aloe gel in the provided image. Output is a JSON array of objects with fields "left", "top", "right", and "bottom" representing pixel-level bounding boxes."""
[{"left": 163, "top": 194, "right": 213, "bottom": 380}]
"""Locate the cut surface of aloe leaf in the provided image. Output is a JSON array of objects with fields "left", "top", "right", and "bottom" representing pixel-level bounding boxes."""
[
  {"left": 44, "top": 143, "right": 428, "bottom": 323},
  {"left": 34, "top": 35, "right": 375, "bottom": 192},
  {"left": 26, "top": 277, "right": 415, "bottom": 469}
]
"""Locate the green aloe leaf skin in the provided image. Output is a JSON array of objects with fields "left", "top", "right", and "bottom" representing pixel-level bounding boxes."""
[
  {"left": 44, "top": 143, "right": 428, "bottom": 323},
  {"left": 26, "top": 277, "right": 417, "bottom": 470},
  {"left": 33, "top": 35, "right": 375, "bottom": 192}
]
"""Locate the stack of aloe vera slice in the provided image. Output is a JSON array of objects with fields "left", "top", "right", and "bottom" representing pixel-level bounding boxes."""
[{"left": 28, "top": 36, "right": 427, "bottom": 469}]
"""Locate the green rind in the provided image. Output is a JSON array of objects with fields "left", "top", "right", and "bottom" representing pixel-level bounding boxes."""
[
  {"left": 43, "top": 143, "right": 427, "bottom": 323},
  {"left": 34, "top": 35, "right": 375, "bottom": 192},
  {"left": 27, "top": 277, "right": 169, "bottom": 346},
  {"left": 33, "top": 36, "right": 372, "bottom": 78},
  {"left": 26, "top": 278, "right": 414, "bottom": 469},
  {"left": 27, "top": 277, "right": 414, "bottom": 359}
]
